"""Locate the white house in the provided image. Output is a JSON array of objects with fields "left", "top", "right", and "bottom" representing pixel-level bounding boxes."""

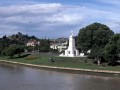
[
  {"left": 50, "top": 41, "right": 68, "bottom": 52},
  {"left": 27, "top": 39, "right": 40, "bottom": 46}
]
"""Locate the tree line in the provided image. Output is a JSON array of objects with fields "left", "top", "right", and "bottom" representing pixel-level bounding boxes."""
[
  {"left": 77, "top": 22, "right": 120, "bottom": 65},
  {"left": 0, "top": 32, "right": 50, "bottom": 58}
]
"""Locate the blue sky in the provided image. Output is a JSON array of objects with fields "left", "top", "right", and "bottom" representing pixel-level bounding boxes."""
[{"left": 0, "top": 0, "right": 120, "bottom": 38}]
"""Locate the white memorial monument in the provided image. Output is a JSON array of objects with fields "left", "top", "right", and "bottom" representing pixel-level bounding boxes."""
[{"left": 59, "top": 31, "right": 85, "bottom": 57}]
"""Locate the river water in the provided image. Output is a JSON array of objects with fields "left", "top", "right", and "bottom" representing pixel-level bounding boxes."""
[{"left": 0, "top": 63, "right": 120, "bottom": 90}]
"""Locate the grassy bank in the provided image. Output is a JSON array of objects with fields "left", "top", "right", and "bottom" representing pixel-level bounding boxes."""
[{"left": 0, "top": 54, "right": 120, "bottom": 72}]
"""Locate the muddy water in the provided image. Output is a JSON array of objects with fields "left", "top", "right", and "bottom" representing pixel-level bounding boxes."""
[{"left": 0, "top": 63, "right": 120, "bottom": 90}]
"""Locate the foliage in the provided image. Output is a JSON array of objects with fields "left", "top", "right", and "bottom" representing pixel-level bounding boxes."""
[
  {"left": 0, "top": 35, "right": 10, "bottom": 55},
  {"left": 88, "top": 46, "right": 103, "bottom": 59},
  {"left": 25, "top": 46, "right": 34, "bottom": 52},
  {"left": 8, "top": 32, "right": 39, "bottom": 45},
  {"left": 39, "top": 39, "right": 50, "bottom": 52},
  {"left": 50, "top": 48, "right": 59, "bottom": 53},
  {"left": 77, "top": 22, "right": 114, "bottom": 59},
  {"left": 104, "top": 34, "right": 120, "bottom": 62},
  {"left": 4, "top": 46, "right": 17, "bottom": 58},
  {"left": 3, "top": 45, "right": 24, "bottom": 58},
  {"left": 15, "top": 46, "right": 25, "bottom": 57},
  {"left": 0, "top": 32, "right": 39, "bottom": 55}
]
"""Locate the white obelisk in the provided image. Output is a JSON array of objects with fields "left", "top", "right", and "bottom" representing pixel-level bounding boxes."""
[{"left": 64, "top": 31, "right": 79, "bottom": 57}]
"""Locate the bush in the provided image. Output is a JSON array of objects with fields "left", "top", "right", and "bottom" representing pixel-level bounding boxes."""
[
  {"left": 108, "top": 61, "right": 120, "bottom": 66},
  {"left": 24, "top": 55, "right": 38, "bottom": 60}
]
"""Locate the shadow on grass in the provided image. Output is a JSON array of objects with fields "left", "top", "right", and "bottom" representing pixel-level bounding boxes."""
[{"left": 14, "top": 54, "right": 31, "bottom": 59}]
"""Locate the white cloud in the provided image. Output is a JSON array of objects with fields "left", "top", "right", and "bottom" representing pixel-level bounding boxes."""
[
  {"left": 45, "top": 14, "right": 84, "bottom": 24},
  {"left": 0, "top": 3, "right": 85, "bottom": 26},
  {"left": 0, "top": 2, "right": 119, "bottom": 38},
  {"left": 1, "top": 3, "right": 62, "bottom": 13}
]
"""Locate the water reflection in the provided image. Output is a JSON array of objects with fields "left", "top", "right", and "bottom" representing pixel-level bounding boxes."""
[{"left": 0, "top": 63, "right": 120, "bottom": 90}]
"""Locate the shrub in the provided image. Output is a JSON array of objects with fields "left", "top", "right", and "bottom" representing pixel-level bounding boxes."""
[{"left": 108, "top": 61, "right": 120, "bottom": 66}]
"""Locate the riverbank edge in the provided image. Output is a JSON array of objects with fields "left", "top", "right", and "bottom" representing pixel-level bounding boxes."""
[{"left": 0, "top": 60, "right": 120, "bottom": 74}]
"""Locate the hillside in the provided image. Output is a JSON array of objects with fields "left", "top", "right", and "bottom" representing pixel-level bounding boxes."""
[{"left": 0, "top": 32, "right": 39, "bottom": 46}]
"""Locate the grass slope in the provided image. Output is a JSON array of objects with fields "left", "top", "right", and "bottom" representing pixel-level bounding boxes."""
[{"left": 0, "top": 54, "right": 120, "bottom": 71}]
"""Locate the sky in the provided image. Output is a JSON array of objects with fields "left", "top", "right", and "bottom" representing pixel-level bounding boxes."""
[{"left": 0, "top": 0, "right": 120, "bottom": 38}]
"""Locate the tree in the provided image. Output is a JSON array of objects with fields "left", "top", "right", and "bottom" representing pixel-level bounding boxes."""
[
  {"left": 15, "top": 46, "right": 25, "bottom": 57},
  {"left": 0, "top": 32, "right": 40, "bottom": 55},
  {"left": 3, "top": 45, "right": 24, "bottom": 58},
  {"left": 25, "top": 46, "right": 34, "bottom": 52},
  {"left": 77, "top": 22, "right": 114, "bottom": 59},
  {"left": 4, "top": 46, "right": 17, "bottom": 58},
  {"left": 39, "top": 39, "right": 50, "bottom": 52},
  {"left": 104, "top": 34, "right": 120, "bottom": 62}
]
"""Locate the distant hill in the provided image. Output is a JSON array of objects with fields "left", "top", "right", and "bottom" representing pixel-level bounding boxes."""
[{"left": 0, "top": 32, "right": 39, "bottom": 46}]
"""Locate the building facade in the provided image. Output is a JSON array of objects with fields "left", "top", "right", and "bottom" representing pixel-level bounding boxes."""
[
  {"left": 50, "top": 41, "right": 68, "bottom": 52},
  {"left": 26, "top": 39, "right": 40, "bottom": 46}
]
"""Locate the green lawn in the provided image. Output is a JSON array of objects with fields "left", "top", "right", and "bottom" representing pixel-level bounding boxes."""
[{"left": 0, "top": 54, "right": 120, "bottom": 71}]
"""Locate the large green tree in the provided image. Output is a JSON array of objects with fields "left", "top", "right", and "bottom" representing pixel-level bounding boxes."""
[
  {"left": 77, "top": 22, "right": 114, "bottom": 58},
  {"left": 104, "top": 34, "right": 120, "bottom": 62}
]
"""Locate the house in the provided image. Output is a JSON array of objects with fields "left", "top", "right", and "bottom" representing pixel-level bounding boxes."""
[
  {"left": 50, "top": 41, "right": 68, "bottom": 52},
  {"left": 27, "top": 39, "right": 40, "bottom": 46}
]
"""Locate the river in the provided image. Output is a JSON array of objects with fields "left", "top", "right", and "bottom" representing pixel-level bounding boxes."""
[{"left": 0, "top": 63, "right": 120, "bottom": 90}]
